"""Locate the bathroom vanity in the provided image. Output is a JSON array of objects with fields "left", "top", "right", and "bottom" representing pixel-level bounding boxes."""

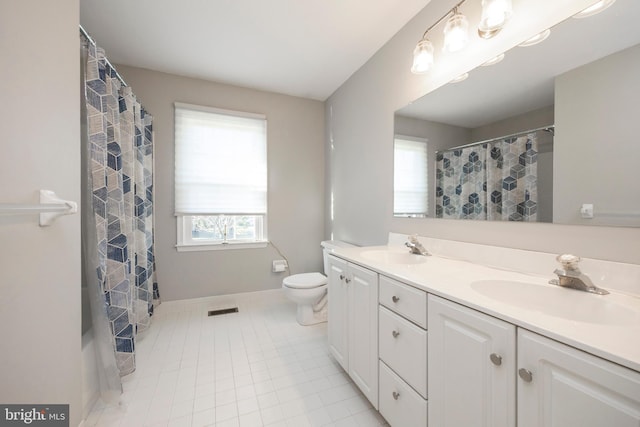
[{"left": 327, "top": 234, "right": 640, "bottom": 427}]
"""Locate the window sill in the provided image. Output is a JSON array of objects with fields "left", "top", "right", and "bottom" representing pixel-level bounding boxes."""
[{"left": 176, "top": 241, "right": 269, "bottom": 252}]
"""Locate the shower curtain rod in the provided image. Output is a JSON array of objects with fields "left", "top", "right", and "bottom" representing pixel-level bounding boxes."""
[
  {"left": 79, "top": 25, "right": 128, "bottom": 87},
  {"left": 436, "top": 124, "right": 554, "bottom": 154}
]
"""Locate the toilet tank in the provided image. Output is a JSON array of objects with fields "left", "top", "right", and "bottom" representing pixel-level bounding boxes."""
[{"left": 320, "top": 240, "right": 356, "bottom": 275}]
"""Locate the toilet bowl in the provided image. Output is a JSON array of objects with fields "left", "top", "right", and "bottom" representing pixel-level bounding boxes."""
[{"left": 282, "top": 240, "right": 355, "bottom": 326}]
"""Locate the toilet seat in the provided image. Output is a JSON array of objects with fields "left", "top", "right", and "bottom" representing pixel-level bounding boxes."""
[{"left": 283, "top": 272, "right": 327, "bottom": 289}]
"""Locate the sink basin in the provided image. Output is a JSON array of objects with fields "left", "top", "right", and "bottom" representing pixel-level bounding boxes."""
[
  {"left": 361, "top": 249, "right": 428, "bottom": 265},
  {"left": 471, "top": 280, "right": 639, "bottom": 325}
]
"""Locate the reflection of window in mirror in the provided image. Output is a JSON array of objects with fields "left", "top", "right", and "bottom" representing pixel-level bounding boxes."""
[{"left": 394, "top": 136, "right": 428, "bottom": 218}]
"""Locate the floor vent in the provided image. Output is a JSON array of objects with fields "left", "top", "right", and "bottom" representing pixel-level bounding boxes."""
[{"left": 207, "top": 307, "right": 239, "bottom": 316}]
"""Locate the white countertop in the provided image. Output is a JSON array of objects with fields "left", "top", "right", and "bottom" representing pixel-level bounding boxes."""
[{"left": 330, "top": 244, "right": 640, "bottom": 372}]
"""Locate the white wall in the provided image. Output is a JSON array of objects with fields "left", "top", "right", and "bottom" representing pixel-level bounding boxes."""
[
  {"left": 0, "top": 1, "right": 82, "bottom": 425},
  {"left": 114, "top": 65, "right": 326, "bottom": 301},
  {"left": 470, "top": 106, "right": 554, "bottom": 142},
  {"left": 554, "top": 44, "right": 640, "bottom": 227},
  {"left": 327, "top": 0, "right": 640, "bottom": 264}
]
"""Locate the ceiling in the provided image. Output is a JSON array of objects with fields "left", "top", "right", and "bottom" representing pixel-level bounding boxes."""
[{"left": 80, "top": 0, "right": 431, "bottom": 101}]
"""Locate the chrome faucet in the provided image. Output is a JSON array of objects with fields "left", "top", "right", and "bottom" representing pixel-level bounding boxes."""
[
  {"left": 405, "top": 235, "right": 430, "bottom": 256},
  {"left": 549, "top": 254, "right": 609, "bottom": 295}
]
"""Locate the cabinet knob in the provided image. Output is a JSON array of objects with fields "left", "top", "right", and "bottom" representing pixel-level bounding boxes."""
[
  {"left": 339, "top": 274, "right": 345, "bottom": 281},
  {"left": 489, "top": 353, "right": 503, "bottom": 366},
  {"left": 392, "top": 391, "right": 400, "bottom": 400},
  {"left": 518, "top": 368, "right": 533, "bottom": 383},
  {"left": 345, "top": 277, "right": 351, "bottom": 283},
  {"left": 392, "top": 330, "right": 400, "bottom": 338},
  {"left": 392, "top": 295, "right": 400, "bottom": 303}
]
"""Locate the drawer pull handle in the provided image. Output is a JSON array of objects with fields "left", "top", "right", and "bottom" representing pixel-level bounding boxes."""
[
  {"left": 339, "top": 274, "right": 345, "bottom": 281},
  {"left": 490, "top": 353, "right": 502, "bottom": 366},
  {"left": 392, "top": 330, "right": 400, "bottom": 338},
  {"left": 392, "top": 295, "right": 400, "bottom": 303},
  {"left": 392, "top": 391, "right": 400, "bottom": 400},
  {"left": 518, "top": 368, "right": 533, "bottom": 383}
]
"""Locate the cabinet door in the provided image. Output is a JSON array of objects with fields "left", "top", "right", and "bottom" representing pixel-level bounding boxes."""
[
  {"left": 327, "top": 255, "right": 348, "bottom": 371},
  {"left": 348, "top": 262, "right": 379, "bottom": 409},
  {"left": 518, "top": 329, "right": 640, "bottom": 427},
  {"left": 428, "top": 295, "right": 516, "bottom": 427}
]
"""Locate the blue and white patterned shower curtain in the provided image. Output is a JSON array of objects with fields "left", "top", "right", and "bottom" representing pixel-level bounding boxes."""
[
  {"left": 436, "top": 133, "right": 538, "bottom": 221},
  {"left": 83, "top": 43, "right": 159, "bottom": 376}
]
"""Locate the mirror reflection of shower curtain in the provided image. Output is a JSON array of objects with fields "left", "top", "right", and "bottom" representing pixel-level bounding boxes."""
[
  {"left": 436, "top": 133, "right": 539, "bottom": 221},
  {"left": 436, "top": 146, "right": 488, "bottom": 219}
]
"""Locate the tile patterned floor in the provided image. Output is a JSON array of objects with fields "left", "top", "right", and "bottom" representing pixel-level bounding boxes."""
[{"left": 85, "top": 289, "right": 388, "bottom": 427}]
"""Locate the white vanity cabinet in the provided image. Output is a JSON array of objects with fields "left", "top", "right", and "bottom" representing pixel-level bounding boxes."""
[
  {"left": 327, "top": 255, "right": 379, "bottom": 408},
  {"left": 428, "top": 294, "right": 640, "bottom": 427},
  {"left": 518, "top": 329, "right": 640, "bottom": 427},
  {"left": 428, "top": 294, "right": 516, "bottom": 427},
  {"left": 378, "top": 275, "right": 428, "bottom": 427}
]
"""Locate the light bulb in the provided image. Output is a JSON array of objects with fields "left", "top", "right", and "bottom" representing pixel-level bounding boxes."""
[
  {"left": 443, "top": 11, "right": 469, "bottom": 53},
  {"left": 411, "top": 38, "right": 435, "bottom": 74},
  {"left": 478, "top": 0, "right": 513, "bottom": 38}
]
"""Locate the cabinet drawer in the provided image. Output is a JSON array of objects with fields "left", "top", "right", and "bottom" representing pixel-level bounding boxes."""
[
  {"left": 379, "top": 275, "right": 427, "bottom": 328},
  {"left": 379, "top": 306, "right": 427, "bottom": 398},
  {"left": 379, "top": 360, "right": 428, "bottom": 427}
]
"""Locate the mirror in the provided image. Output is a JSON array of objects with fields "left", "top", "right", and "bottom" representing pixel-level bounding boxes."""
[{"left": 394, "top": 0, "right": 640, "bottom": 227}]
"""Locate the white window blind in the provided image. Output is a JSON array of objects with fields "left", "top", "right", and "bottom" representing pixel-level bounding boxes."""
[
  {"left": 394, "top": 136, "right": 428, "bottom": 216},
  {"left": 174, "top": 103, "right": 267, "bottom": 215}
]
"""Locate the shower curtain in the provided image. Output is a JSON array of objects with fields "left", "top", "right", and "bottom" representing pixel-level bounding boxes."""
[
  {"left": 81, "top": 37, "right": 160, "bottom": 387},
  {"left": 436, "top": 133, "right": 539, "bottom": 221}
]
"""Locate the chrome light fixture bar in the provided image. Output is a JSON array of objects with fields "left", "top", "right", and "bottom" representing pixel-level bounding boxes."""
[{"left": 411, "top": 0, "right": 513, "bottom": 75}]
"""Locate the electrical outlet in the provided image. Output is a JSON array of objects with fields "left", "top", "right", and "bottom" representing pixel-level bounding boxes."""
[{"left": 580, "top": 203, "right": 594, "bottom": 219}]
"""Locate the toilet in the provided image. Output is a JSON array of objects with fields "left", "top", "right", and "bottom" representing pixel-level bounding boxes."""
[{"left": 282, "top": 240, "right": 354, "bottom": 325}]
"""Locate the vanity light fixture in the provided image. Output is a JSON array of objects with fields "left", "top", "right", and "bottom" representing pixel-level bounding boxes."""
[
  {"left": 518, "top": 28, "right": 551, "bottom": 47},
  {"left": 478, "top": 0, "right": 513, "bottom": 39},
  {"left": 481, "top": 53, "right": 505, "bottom": 66},
  {"left": 573, "top": 0, "right": 615, "bottom": 18},
  {"left": 410, "top": 0, "right": 512, "bottom": 74},
  {"left": 411, "top": 0, "right": 468, "bottom": 75},
  {"left": 443, "top": 7, "right": 470, "bottom": 53}
]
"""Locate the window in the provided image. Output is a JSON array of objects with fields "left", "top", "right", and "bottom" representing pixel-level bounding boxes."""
[
  {"left": 394, "top": 135, "right": 428, "bottom": 217},
  {"left": 175, "top": 103, "right": 267, "bottom": 250}
]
